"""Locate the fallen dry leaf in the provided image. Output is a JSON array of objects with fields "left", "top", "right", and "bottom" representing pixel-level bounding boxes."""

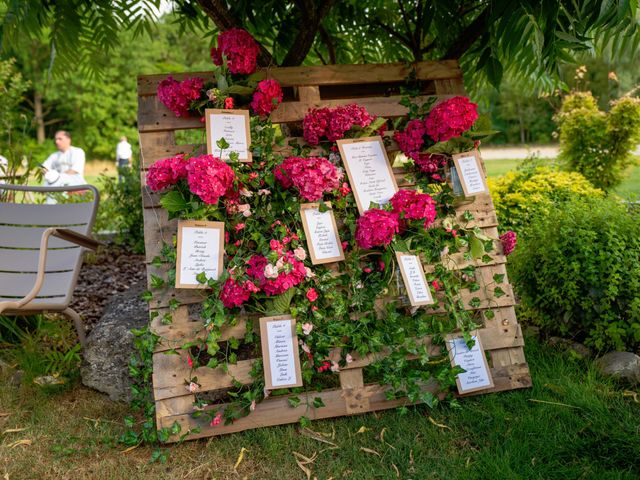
[
  {"left": 7, "top": 439, "right": 32, "bottom": 448},
  {"left": 356, "top": 426, "right": 370, "bottom": 434},
  {"left": 299, "top": 428, "right": 338, "bottom": 447},
  {"left": 391, "top": 463, "right": 400, "bottom": 478},
  {"left": 120, "top": 444, "right": 140, "bottom": 454},
  {"left": 233, "top": 447, "right": 249, "bottom": 472},
  {"left": 292, "top": 451, "right": 317, "bottom": 480},
  {"left": 2, "top": 428, "right": 26, "bottom": 434},
  {"left": 360, "top": 447, "right": 381, "bottom": 457},
  {"left": 427, "top": 416, "right": 452, "bottom": 431},
  {"left": 623, "top": 391, "right": 638, "bottom": 403},
  {"left": 0, "top": 413, "right": 9, "bottom": 418},
  {"left": 378, "top": 427, "right": 387, "bottom": 443}
]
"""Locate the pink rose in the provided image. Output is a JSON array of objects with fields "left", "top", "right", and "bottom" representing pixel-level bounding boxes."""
[{"left": 306, "top": 288, "right": 318, "bottom": 303}]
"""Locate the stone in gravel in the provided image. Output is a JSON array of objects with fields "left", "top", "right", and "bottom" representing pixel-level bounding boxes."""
[
  {"left": 595, "top": 352, "right": 640, "bottom": 384},
  {"left": 80, "top": 281, "right": 148, "bottom": 402}
]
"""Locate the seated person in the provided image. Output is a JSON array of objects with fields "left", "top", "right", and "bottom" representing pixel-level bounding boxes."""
[{"left": 42, "top": 130, "right": 87, "bottom": 187}]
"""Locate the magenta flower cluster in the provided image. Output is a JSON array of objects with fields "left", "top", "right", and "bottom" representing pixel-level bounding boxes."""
[
  {"left": 303, "top": 104, "right": 376, "bottom": 145},
  {"left": 274, "top": 156, "right": 342, "bottom": 201}
]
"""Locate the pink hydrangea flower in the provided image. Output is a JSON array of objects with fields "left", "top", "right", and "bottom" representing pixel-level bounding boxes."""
[
  {"left": 500, "top": 230, "right": 517, "bottom": 256},
  {"left": 246, "top": 252, "right": 306, "bottom": 296},
  {"left": 251, "top": 79, "right": 283, "bottom": 117},
  {"left": 425, "top": 96, "right": 478, "bottom": 142},
  {"left": 390, "top": 189, "right": 437, "bottom": 227},
  {"left": 275, "top": 156, "right": 342, "bottom": 201},
  {"left": 414, "top": 153, "right": 448, "bottom": 182},
  {"left": 393, "top": 119, "right": 426, "bottom": 159},
  {"left": 210, "top": 411, "right": 223, "bottom": 426},
  {"left": 210, "top": 28, "right": 260, "bottom": 75},
  {"left": 146, "top": 154, "right": 188, "bottom": 191},
  {"left": 220, "top": 279, "right": 256, "bottom": 308},
  {"left": 186, "top": 154, "right": 235, "bottom": 204},
  {"left": 355, "top": 209, "right": 400, "bottom": 249},
  {"left": 302, "top": 104, "right": 376, "bottom": 145},
  {"left": 157, "top": 76, "right": 204, "bottom": 118}
]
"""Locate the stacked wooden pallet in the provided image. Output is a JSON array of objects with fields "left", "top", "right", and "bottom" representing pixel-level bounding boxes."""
[{"left": 137, "top": 60, "right": 531, "bottom": 442}]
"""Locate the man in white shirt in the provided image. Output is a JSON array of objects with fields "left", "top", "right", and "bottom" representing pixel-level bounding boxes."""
[
  {"left": 116, "top": 136, "right": 133, "bottom": 182},
  {"left": 42, "top": 130, "right": 87, "bottom": 187}
]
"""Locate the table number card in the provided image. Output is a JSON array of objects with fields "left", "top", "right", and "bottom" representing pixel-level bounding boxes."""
[
  {"left": 337, "top": 136, "right": 398, "bottom": 214},
  {"left": 175, "top": 220, "right": 225, "bottom": 289},
  {"left": 205, "top": 108, "right": 252, "bottom": 162},
  {"left": 300, "top": 203, "right": 345, "bottom": 265},
  {"left": 260, "top": 315, "right": 303, "bottom": 390},
  {"left": 446, "top": 334, "right": 494, "bottom": 394},
  {"left": 452, "top": 150, "right": 489, "bottom": 196},
  {"left": 396, "top": 252, "right": 434, "bottom": 306}
]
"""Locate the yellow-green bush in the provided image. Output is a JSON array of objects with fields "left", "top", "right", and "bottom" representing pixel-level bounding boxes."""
[
  {"left": 555, "top": 92, "right": 640, "bottom": 191},
  {"left": 489, "top": 163, "right": 604, "bottom": 234}
]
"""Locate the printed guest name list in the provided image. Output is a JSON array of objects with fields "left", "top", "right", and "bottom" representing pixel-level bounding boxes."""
[
  {"left": 266, "top": 319, "right": 299, "bottom": 388},
  {"left": 177, "top": 223, "right": 222, "bottom": 287}
]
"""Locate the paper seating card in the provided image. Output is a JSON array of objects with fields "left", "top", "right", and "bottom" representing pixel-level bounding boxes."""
[
  {"left": 300, "top": 203, "right": 345, "bottom": 265},
  {"left": 260, "top": 315, "right": 303, "bottom": 390},
  {"left": 447, "top": 334, "right": 494, "bottom": 394},
  {"left": 175, "top": 220, "right": 225, "bottom": 289},
  {"left": 452, "top": 150, "right": 489, "bottom": 196},
  {"left": 337, "top": 136, "right": 398, "bottom": 214},
  {"left": 205, "top": 108, "right": 252, "bottom": 162},
  {"left": 396, "top": 252, "right": 434, "bottom": 306}
]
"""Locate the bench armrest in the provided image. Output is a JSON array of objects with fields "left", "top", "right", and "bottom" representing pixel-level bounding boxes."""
[{"left": 52, "top": 228, "right": 103, "bottom": 251}]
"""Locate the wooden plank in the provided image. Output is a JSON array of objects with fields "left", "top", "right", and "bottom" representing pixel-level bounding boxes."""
[
  {"left": 151, "top": 324, "right": 524, "bottom": 399},
  {"left": 137, "top": 60, "right": 462, "bottom": 96},
  {"left": 138, "top": 94, "right": 448, "bottom": 132}
]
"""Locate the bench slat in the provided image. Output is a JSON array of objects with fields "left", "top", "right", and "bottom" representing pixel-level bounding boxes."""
[
  {"left": 0, "top": 225, "right": 89, "bottom": 249},
  {"left": 0, "top": 247, "right": 82, "bottom": 272},
  {"left": 0, "top": 270, "right": 76, "bottom": 298},
  {"left": 0, "top": 202, "right": 94, "bottom": 226}
]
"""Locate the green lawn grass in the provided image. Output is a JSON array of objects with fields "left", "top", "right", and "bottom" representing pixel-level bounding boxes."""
[
  {"left": 1, "top": 336, "right": 639, "bottom": 479},
  {"left": 484, "top": 157, "right": 640, "bottom": 197}
]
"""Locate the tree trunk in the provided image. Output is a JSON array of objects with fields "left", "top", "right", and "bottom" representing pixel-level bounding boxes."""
[{"left": 34, "top": 91, "right": 45, "bottom": 144}]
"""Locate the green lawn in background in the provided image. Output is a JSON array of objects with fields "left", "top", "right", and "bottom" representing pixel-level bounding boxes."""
[{"left": 484, "top": 157, "right": 640, "bottom": 197}]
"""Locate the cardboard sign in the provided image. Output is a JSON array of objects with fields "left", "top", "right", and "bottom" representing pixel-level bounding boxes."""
[
  {"left": 447, "top": 334, "right": 494, "bottom": 394},
  {"left": 175, "top": 220, "right": 225, "bottom": 289},
  {"left": 337, "top": 136, "right": 398, "bottom": 214},
  {"left": 396, "top": 252, "right": 434, "bottom": 306},
  {"left": 300, "top": 202, "right": 345, "bottom": 265},
  {"left": 205, "top": 108, "right": 252, "bottom": 162},
  {"left": 452, "top": 150, "right": 488, "bottom": 196},
  {"left": 260, "top": 315, "right": 303, "bottom": 390}
]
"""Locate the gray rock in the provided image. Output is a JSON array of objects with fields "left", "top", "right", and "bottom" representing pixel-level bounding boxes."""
[
  {"left": 595, "top": 352, "right": 640, "bottom": 384},
  {"left": 80, "top": 281, "right": 148, "bottom": 402}
]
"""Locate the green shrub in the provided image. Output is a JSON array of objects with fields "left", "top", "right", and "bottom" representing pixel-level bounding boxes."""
[
  {"left": 510, "top": 197, "right": 640, "bottom": 352},
  {"left": 555, "top": 91, "right": 640, "bottom": 191},
  {"left": 96, "top": 158, "right": 144, "bottom": 253},
  {"left": 488, "top": 160, "right": 604, "bottom": 235}
]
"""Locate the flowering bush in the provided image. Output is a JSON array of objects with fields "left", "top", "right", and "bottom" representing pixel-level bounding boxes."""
[
  {"left": 210, "top": 28, "right": 260, "bottom": 75},
  {"left": 274, "top": 156, "right": 342, "bottom": 201},
  {"left": 424, "top": 96, "right": 478, "bottom": 142},
  {"left": 146, "top": 154, "right": 188, "bottom": 191},
  {"left": 303, "top": 104, "right": 377, "bottom": 145},
  {"left": 390, "top": 189, "right": 437, "bottom": 227},
  {"left": 355, "top": 209, "right": 400, "bottom": 249},
  {"left": 250, "top": 79, "right": 283, "bottom": 117},
  {"left": 157, "top": 76, "right": 205, "bottom": 118},
  {"left": 186, "top": 155, "right": 235, "bottom": 205}
]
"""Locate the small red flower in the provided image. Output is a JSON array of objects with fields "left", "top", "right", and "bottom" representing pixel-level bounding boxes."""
[
  {"left": 431, "top": 280, "right": 441, "bottom": 291},
  {"left": 306, "top": 288, "right": 318, "bottom": 302},
  {"left": 224, "top": 97, "right": 234, "bottom": 109}
]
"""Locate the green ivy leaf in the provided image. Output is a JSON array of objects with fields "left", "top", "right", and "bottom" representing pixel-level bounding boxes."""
[
  {"left": 288, "top": 396, "right": 301, "bottom": 408},
  {"left": 150, "top": 274, "right": 165, "bottom": 289},
  {"left": 484, "top": 310, "right": 495, "bottom": 320},
  {"left": 206, "top": 358, "right": 219, "bottom": 369},
  {"left": 216, "top": 137, "right": 230, "bottom": 150},
  {"left": 196, "top": 272, "right": 208, "bottom": 284},
  {"left": 469, "top": 297, "right": 481, "bottom": 308},
  {"left": 493, "top": 273, "right": 505, "bottom": 284},
  {"left": 140, "top": 290, "right": 153, "bottom": 302},
  {"left": 494, "top": 286, "right": 506, "bottom": 298},
  {"left": 299, "top": 415, "right": 311, "bottom": 428},
  {"left": 312, "top": 397, "right": 325, "bottom": 408},
  {"left": 469, "top": 236, "right": 485, "bottom": 259}
]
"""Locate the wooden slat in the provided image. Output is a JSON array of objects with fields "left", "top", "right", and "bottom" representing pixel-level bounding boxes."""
[
  {"left": 157, "top": 362, "right": 528, "bottom": 442},
  {"left": 137, "top": 60, "right": 462, "bottom": 96},
  {"left": 139, "top": 94, "right": 448, "bottom": 132},
  {"left": 151, "top": 324, "right": 524, "bottom": 399}
]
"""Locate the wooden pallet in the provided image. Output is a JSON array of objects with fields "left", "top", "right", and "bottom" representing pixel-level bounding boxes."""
[{"left": 137, "top": 60, "right": 531, "bottom": 442}]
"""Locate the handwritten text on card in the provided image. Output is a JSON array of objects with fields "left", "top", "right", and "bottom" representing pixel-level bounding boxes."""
[
  {"left": 303, "top": 207, "right": 342, "bottom": 261},
  {"left": 398, "top": 254, "right": 433, "bottom": 305},
  {"left": 266, "top": 319, "right": 298, "bottom": 387},
  {"left": 456, "top": 155, "right": 487, "bottom": 195},
  {"left": 208, "top": 112, "right": 250, "bottom": 161},
  {"left": 340, "top": 139, "right": 397, "bottom": 211},
  {"left": 449, "top": 336, "right": 493, "bottom": 393},
  {"left": 179, "top": 226, "right": 221, "bottom": 285}
]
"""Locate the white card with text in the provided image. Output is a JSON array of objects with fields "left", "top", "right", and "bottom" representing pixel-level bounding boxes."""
[
  {"left": 260, "top": 316, "right": 303, "bottom": 389},
  {"left": 447, "top": 335, "right": 494, "bottom": 394},
  {"left": 175, "top": 220, "right": 224, "bottom": 289},
  {"left": 205, "top": 109, "right": 252, "bottom": 162},
  {"left": 300, "top": 203, "right": 345, "bottom": 264},
  {"left": 396, "top": 253, "right": 434, "bottom": 306}
]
